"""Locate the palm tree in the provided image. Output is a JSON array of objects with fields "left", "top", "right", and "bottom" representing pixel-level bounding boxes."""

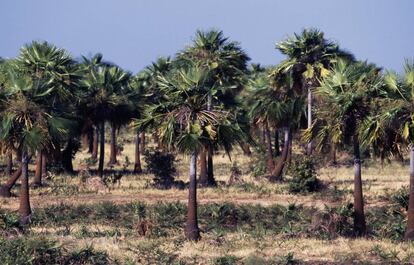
[
  {"left": 306, "top": 59, "right": 382, "bottom": 235},
  {"left": 14, "top": 41, "right": 80, "bottom": 185},
  {"left": 176, "top": 29, "right": 250, "bottom": 186},
  {"left": 246, "top": 65, "right": 277, "bottom": 173},
  {"left": 139, "top": 65, "right": 246, "bottom": 240},
  {"left": 360, "top": 60, "right": 414, "bottom": 239},
  {"left": 277, "top": 28, "right": 354, "bottom": 155},
  {"left": 80, "top": 56, "right": 131, "bottom": 178},
  {"left": 0, "top": 72, "right": 71, "bottom": 225},
  {"left": 129, "top": 69, "right": 153, "bottom": 173},
  {"left": 253, "top": 65, "right": 305, "bottom": 181}
]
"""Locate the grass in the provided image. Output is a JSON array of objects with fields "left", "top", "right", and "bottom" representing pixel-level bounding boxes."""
[{"left": 0, "top": 130, "right": 413, "bottom": 264}]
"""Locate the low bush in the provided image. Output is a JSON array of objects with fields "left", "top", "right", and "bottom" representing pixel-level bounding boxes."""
[
  {"left": 390, "top": 186, "right": 409, "bottom": 210},
  {"left": 0, "top": 237, "right": 110, "bottom": 265},
  {"left": 144, "top": 150, "right": 177, "bottom": 188},
  {"left": 288, "top": 156, "right": 321, "bottom": 194}
]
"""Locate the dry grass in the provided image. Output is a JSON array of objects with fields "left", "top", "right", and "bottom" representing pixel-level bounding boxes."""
[{"left": 1, "top": 131, "right": 414, "bottom": 264}]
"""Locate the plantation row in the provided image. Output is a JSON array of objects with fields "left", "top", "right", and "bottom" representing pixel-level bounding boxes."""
[{"left": 1, "top": 27, "right": 414, "bottom": 242}]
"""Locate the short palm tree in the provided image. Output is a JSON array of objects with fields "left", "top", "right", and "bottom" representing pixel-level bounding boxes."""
[
  {"left": 254, "top": 65, "right": 306, "bottom": 181},
  {"left": 80, "top": 57, "right": 131, "bottom": 178},
  {"left": 0, "top": 72, "right": 71, "bottom": 225},
  {"left": 306, "top": 59, "right": 383, "bottom": 235}
]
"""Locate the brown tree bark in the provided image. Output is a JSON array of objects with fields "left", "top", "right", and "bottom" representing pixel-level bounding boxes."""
[
  {"left": 92, "top": 126, "right": 99, "bottom": 160},
  {"left": 6, "top": 152, "right": 13, "bottom": 176},
  {"left": 198, "top": 146, "right": 208, "bottom": 186},
  {"left": 62, "top": 139, "right": 75, "bottom": 174},
  {"left": 274, "top": 128, "right": 280, "bottom": 156},
  {"left": 287, "top": 136, "right": 293, "bottom": 165},
  {"left": 306, "top": 86, "right": 313, "bottom": 155},
  {"left": 240, "top": 142, "right": 252, "bottom": 156},
  {"left": 353, "top": 135, "right": 366, "bottom": 235},
  {"left": 330, "top": 143, "right": 337, "bottom": 165},
  {"left": 185, "top": 151, "right": 200, "bottom": 241},
  {"left": 41, "top": 152, "right": 47, "bottom": 178},
  {"left": 81, "top": 133, "right": 89, "bottom": 151},
  {"left": 206, "top": 144, "right": 216, "bottom": 186},
  {"left": 0, "top": 165, "right": 23, "bottom": 197},
  {"left": 405, "top": 146, "right": 414, "bottom": 240},
  {"left": 265, "top": 123, "right": 274, "bottom": 173},
  {"left": 270, "top": 128, "right": 290, "bottom": 181},
  {"left": 140, "top": 132, "right": 146, "bottom": 153},
  {"left": 98, "top": 122, "right": 105, "bottom": 178},
  {"left": 134, "top": 131, "right": 142, "bottom": 174},
  {"left": 109, "top": 123, "right": 117, "bottom": 165},
  {"left": 32, "top": 150, "right": 43, "bottom": 187},
  {"left": 19, "top": 152, "right": 31, "bottom": 226}
]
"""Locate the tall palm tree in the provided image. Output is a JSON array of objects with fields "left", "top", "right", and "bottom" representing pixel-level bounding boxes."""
[
  {"left": 360, "top": 60, "right": 414, "bottom": 239},
  {"left": 277, "top": 28, "right": 354, "bottom": 155},
  {"left": 129, "top": 68, "right": 155, "bottom": 173},
  {"left": 306, "top": 59, "right": 383, "bottom": 235},
  {"left": 246, "top": 65, "right": 277, "bottom": 173},
  {"left": 139, "top": 65, "right": 246, "bottom": 240},
  {"left": 14, "top": 41, "right": 80, "bottom": 185},
  {"left": 176, "top": 29, "right": 250, "bottom": 186}
]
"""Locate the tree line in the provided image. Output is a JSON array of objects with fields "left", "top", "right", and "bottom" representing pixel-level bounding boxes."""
[{"left": 1, "top": 28, "right": 414, "bottom": 241}]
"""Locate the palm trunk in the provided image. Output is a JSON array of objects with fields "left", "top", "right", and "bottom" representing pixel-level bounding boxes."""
[
  {"left": 271, "top": 128, "right": 290, "bottom": 181},
  {"left": 62, "top": 140, "right": 74, "bottom": 174},
  {"left": 6, "top": 152, "right": 13, "bottom": 176},
  {"left": 109, "top": 123, "right": 117, "bottom": 165},
  {"left": 330, "top": 143, "right": 337, "bottom": 165},
  {"left": 41, "top": 152, "right": 47, "bottom": 179},
  {"left": 353, "top": 135, "right": 366, "bottom": 235},
  {"left": 140, "top": 132, "right": 146, "bottom": 153},
  {"left": 240, "top": 142, "right": 252, "bottom": 156},
  {"left": 206, "top": 144, "right": 216, "bottom": 186},
  {"left": 306, "top": 86, "right": 313, "bottom": 155},
  {"left": 92, "top": 126, "right": 99, "bottom": 160},
  {"left": 0, "top": 165, "right": 23, "bottom": 197},
  {"left": 405, "top": 146, "right": 414, "bottom": 240},
  {"left": 98, "top": 122, "right": 105, "bottom": 178},
  {"left": 82, "top": 133, "right": 89, "bottom": 150},
  {"left": 33, "top": 150, "right": 43, "bottom": 187},
  {"left": 19, "top": 151, "right": 31, "bottom": 226},
  {"left": 198, "top": 146, "right": 208, "bottom": 186},
  {"left": 274, "top": 128, "right": 280, "bottom": 156},
  {"left": 260, "top": 129, "right": 266, "bottom": 147},
  {"left": 185, "top": 150, "right": 200, "bottom": 241},
  {"left": 134, "top": 131, "right": 142, "bottom": 174},
  {"left": 88, "top": 129, "right": 94, "bottom": 153},
  {"left": 287, "top": 136, "right": 293, "bottom": 165},
  {"left": 265, "top": 123, "right": 274, "bottom": 173},
  {"left": 206, "top": 93, "right": 216, "bottom": 186}
]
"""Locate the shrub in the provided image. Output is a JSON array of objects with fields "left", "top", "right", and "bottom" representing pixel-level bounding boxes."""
[
  {"left": 0, "top": 211, "right": 20, "bottom": 230},
  {"left": 288, "top": 156, "right": 321, "bottom": 194},
  {"left": 390, "top": 186, "right": 409, "bottom": 210},
  {"left": 65, "top": 245, "right": 110, "bottom": 265},
  {"left": 212, "top": 255, "right": 239, "bottom": 265},
  {"left": 0, "top": 237, "right": 62, "bottom": 265},
  {"left": 0, "top": 237, "right": 110, "bottom": 265},
  {"left": 144, "top": 150, "right": 176, "bottom": 188}
]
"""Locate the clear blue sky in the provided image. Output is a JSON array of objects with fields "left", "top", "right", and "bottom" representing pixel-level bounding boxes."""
[{"left": 1, "top": 0, "right": 413, "bottom": 73}]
